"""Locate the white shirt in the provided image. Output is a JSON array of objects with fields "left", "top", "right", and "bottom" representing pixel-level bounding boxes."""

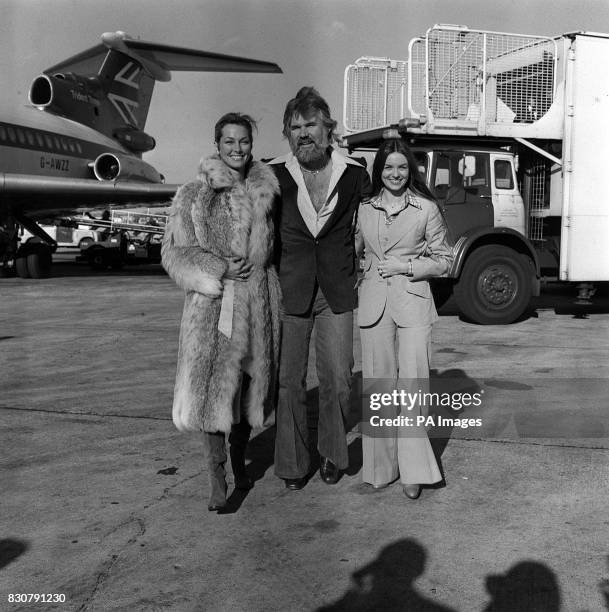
[{"left": 269, "top": 149, "right": 365, "bottom": 237}]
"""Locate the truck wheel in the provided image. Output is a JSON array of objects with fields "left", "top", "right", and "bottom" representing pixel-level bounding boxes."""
[
  {"left": 89, "top": 248, "right": 108, "bottom": 270},
  {"left": 15, "top": 256, "right": 30, "bottom": 278},
  {"left": 27, "top": 246, "right": 52, "bottom": 279},
  {"left": 454, "top": 245, "right": 533, "bottom": 324}
]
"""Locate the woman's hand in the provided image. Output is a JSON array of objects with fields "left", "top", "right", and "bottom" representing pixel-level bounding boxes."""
[
  {"left": 377, "top": 255, "right": 407, "bottom": 278},
  {"left": 224, "top": 256, "right": 253, "bottom": 281}
]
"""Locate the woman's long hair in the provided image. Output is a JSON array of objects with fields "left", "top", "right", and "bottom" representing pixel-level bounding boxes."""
[{"left": 370, "top": 138, "right": 435, "bottom": 201}]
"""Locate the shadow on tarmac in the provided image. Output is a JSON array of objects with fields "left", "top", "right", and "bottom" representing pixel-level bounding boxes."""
[
  {"left": 0, "top": 539, "right": 28, "bottom": 570},
  {"left": 481, "top": 560, "right": 561, "bottom": 611},
  {"left": 317, "top": 538, "right": 457, "bottom": 611},
  {"left": 317, "top": 539, "right": 563, "bottom": 612}
]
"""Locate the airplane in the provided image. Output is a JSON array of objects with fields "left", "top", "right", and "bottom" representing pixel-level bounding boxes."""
[{"left": 0, "top": 31, "right": 281, "bottom": 279}]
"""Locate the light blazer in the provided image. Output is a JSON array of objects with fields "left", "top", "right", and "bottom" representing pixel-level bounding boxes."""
[{"left": 357, "top": 190, "right": 453, "bottom": 327}]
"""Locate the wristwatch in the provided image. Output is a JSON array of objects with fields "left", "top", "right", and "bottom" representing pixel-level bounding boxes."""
[{"left": 406, "top": 259, "right": 414, "bottom": 277}]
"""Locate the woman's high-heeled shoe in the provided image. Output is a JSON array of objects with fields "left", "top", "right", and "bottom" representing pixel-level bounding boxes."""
[{"left": 403, "top": 484, "right": 421, "bottom": 499}]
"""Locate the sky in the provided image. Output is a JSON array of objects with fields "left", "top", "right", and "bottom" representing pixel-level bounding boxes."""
[{"left": 2, "top": 0, "right": 609, "bottom": 183}]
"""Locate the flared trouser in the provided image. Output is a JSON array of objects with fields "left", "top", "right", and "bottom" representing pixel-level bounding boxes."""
[
  {"left": 274, "top": 288, "right": 353, "bottom": 478},
  {"left": 360, "top": 307, "right": 441, "bottom": 486}
]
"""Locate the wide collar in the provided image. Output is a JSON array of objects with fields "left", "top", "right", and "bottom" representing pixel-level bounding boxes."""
[
  {"left": 368, "top": 188, "right": 423, "bottom": 211},
  {"left": 268, "top": 149, "right": 365, "bottom": 238},
  {"left": 361, "top": 188, "right": 424, "bottom": 255}
]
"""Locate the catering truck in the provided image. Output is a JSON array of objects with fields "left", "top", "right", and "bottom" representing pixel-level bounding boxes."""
[{"left": 342, "top": 24, "right": 609, "bottom": 324}]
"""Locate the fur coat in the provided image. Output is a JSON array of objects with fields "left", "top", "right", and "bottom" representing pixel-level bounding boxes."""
[{"left": 162, "top": 156, "right": 281, "bottom": 433}]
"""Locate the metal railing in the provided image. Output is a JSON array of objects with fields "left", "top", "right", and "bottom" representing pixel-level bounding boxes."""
[{"left": 343, "top": 25, "right": 558, "bottom": 134}]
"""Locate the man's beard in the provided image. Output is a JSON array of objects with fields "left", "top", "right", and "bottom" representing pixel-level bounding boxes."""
[{"left": 291, "top": 139, "right": 328, "bottom": 165}]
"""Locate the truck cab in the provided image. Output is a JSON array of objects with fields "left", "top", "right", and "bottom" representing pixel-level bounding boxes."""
[
  {"left": 373, "top": 137, "right": 539, "bottom": 324},
  {"left": 412, "top": 144, "right": 525, "bottom": 238}
]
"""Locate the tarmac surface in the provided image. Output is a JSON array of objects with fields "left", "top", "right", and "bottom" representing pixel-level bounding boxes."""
[{"left": 1, "top": 258, "right": 609, "bottom": 612}]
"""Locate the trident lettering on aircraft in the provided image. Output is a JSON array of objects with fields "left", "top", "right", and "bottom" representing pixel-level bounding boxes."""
[{"left": 108, "top": 62, "right": 140, "bottom": 127}]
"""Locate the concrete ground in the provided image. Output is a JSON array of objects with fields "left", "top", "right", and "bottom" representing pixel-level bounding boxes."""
[{"left": 1, "top": 260, "right": 608, "bottom": 612}]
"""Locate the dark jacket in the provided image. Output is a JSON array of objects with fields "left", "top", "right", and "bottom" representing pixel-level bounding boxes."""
[{"left": 268, "top": 151, "right": 371, "bottom": 314}]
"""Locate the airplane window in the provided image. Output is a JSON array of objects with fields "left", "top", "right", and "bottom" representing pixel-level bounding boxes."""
[
  {"left": 0, "top": 126, "right": 6, "bottom": 140},
  {"left": 26, "top": 131, "right": 35, "bottom": 146},
  {"left": 76, "top": 143, "right": 82, "bottom": 154},
  {"left": 8, "top": 127, "right": 16, "bottom": 142},
  {"left": 54, "top": 137, "right": 61, "bottom": 150},
  {"left": 45, "top": 135, "right": 53, "bottom": 149},
  {"left": 36, "top": 133, "right": 44, "bottom": 147},
  {"left": 60, "top": 137, "right": 68, "bottom": 151},
  {"left": 17, "top": 130, "right": 26, "bottom": 144},
  {"left": 68, "top": 141, "right": 75, "bottom": 153}
]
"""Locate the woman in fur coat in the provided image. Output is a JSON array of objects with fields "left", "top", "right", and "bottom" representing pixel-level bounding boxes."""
[{"left": 162, "top": 113, "right": 281, "bottom": 511}]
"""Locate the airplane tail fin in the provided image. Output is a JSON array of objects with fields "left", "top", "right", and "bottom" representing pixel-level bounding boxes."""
[
  {"left": 38, "top": 32, "right": 282, "bottom": 153},
  {"left": 97, "top": 47, "right": 156, "bottom": 137}
]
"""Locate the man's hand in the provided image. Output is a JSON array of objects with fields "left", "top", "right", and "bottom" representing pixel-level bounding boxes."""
[
  {"left": 377, "top": 255, "right": 407, "bottom": 278},
  {"left": 224, "top": 256, "right": 253, "bottom": 281}
]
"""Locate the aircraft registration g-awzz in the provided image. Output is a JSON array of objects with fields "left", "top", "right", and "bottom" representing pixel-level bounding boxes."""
[{"left": 0, "top": 31, "right": 281, "bottom": 278}]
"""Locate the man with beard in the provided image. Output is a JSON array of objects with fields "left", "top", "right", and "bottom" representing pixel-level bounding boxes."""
[{"left": 268, "top": 87, "right": 371, "bottom": 490}]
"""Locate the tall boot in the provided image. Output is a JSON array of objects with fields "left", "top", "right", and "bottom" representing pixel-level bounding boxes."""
[
  {"left": 202, "top": 431, "right": 227, "bottom": 511},
  {"left": 229, "top": 418, "right": 253, "bottom": 490}
]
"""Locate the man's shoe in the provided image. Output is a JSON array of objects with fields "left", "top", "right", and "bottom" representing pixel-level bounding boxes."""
[
  {"left": 284, "top": 477, "right": 306, "bottom": 490},
  {"left": 320, "top": 457, "right": 340, "bottom": 484},
  {"left": 207, "top": 502, "right": 227, "bottom": 512},
  {"left": 403, "top": 484, "right": 421, "bottom": 500}
]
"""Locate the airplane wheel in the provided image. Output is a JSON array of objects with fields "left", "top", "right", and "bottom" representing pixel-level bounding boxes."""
[
  {"left": 15, "top": 256, "right": 30, "bottom": 278},
  {"left": 27, "top": 247, "right": 52, "bottom": 279},
  {"left": 0, "top": 264, "right": 16, "bottom": 278}
]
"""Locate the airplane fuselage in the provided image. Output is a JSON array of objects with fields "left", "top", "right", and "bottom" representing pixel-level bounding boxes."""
[
  {"left": 1, "top": 106, "right": 166, "bottom": 218},
  {"left": 2, "top": 106, "right": 129, "bottom": 206}
]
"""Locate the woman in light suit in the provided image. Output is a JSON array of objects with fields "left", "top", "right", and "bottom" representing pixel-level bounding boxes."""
[{"left": 357, "top": 138, "right": 453, "bottom": 499}]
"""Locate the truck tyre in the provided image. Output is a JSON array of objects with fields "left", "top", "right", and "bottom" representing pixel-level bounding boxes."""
[
  {"left": 27, "top": 246, "right": 52, "bottom": 279},
  {"left": 88, "top": 248, "right": 108, "bottom": 270},
  {"left": 454, "top": 245, "right": 532, "bottom": 324},
  {"left": 15, "top": 256, "right": 30, "bottom": 278}
]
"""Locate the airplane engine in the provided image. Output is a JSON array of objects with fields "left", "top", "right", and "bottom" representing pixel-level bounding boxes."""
[
  {"left": 29, "top": 73, "right": 103, "bottom": 124},
  {"left": 93, "top": 153, "right": 164, "bottom": 183},
  {"left": 113, "top": 128, "right": 156, "bottom": 153}
]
